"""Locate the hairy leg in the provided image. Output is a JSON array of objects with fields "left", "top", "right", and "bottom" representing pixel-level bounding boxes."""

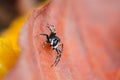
[
  {"left": 40, "top": 34, "right": 49, "bottom": 40},
  {"left": 46, "top": 24, "right": 56, "bottom": 33},
  {"left": 51, "top": 47, "right": 62, "bottom": 67},
  {"left": 42, "top": 41, "right": 47, "bottom": 48}
]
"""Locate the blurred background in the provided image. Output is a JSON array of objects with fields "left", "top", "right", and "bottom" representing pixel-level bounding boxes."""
[
  {"left": 0, "top": 1, "right": 47, "bottom": 79},
  {"left": 0, "top": 0, "right": 46, "bottom": 34}
]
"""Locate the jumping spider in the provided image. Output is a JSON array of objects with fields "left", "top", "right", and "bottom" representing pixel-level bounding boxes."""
[{"left": 40, "top": 24, "right": 63, "bottom": 67}]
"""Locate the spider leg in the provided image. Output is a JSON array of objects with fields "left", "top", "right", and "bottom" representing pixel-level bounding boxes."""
[
  {"left": 40, "top": 34, "right": 49, "bottom": 40},
  {"left": 42, "top": 41, "right": 47, "bottom": 48},
  {"left": 40, "top": 34, "right": 49, "bottom": 48},
  {"left": 46, "top": 24, "right": 56, "bottom": 33},
  {"left": 51, "top": 47, "right": 62, "bottom": 67},
  {"left": 58, "top": 43, "right": 63, "bottom": 52}
]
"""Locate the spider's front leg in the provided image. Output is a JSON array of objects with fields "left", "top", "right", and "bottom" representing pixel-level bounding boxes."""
[
  {"left": 46, "top": 24, "right": 56, "bottom": 33},
  {"left": 42, "top": 41, "right": 47, "bottom": 48},
  {"left": 40, "top": 34, "right": 49, "bottom": 40},
  {"left": 40, "top": 34, "right": 49, "bottom": 48}
]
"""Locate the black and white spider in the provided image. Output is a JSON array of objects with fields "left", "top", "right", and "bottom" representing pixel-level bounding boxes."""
[{"left": 40, "top": 24, "right": 63, "bottom": 67}]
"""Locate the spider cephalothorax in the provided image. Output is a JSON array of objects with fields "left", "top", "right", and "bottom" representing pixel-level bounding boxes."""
[{"left": 40, "top": 24, "right": 63, "bottom": 67}]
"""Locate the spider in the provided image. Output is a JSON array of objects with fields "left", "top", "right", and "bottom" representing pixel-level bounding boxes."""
[{"left": 40, "top": 24, "right": 63, "bottom": 67}]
